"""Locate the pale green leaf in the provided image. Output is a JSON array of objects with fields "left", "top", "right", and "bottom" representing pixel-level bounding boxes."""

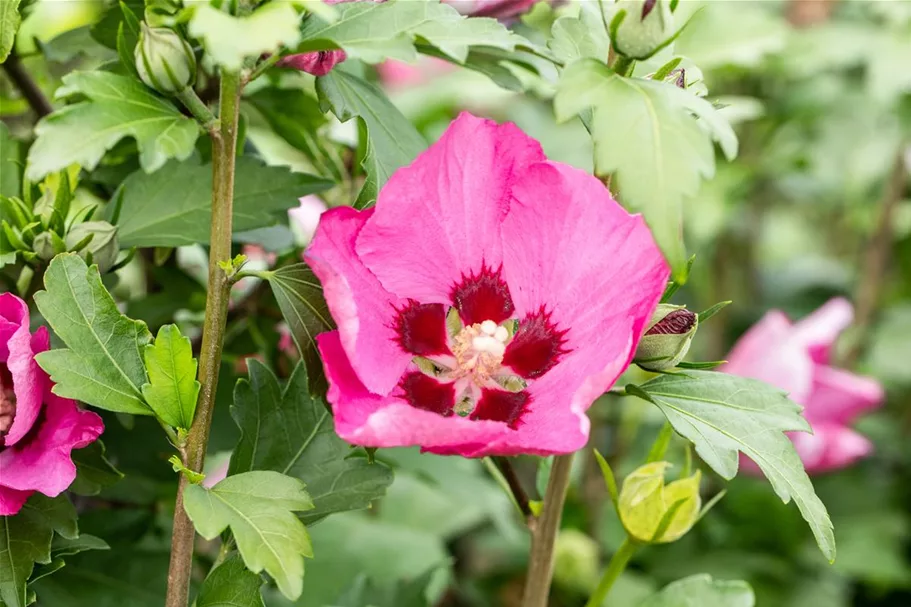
[
  {"left": 638, "top": 574, "right": 754, "bottom": 607},
  {"left": 34, "top": 254, "right": 154, "bottom": 415},
  {"left": 109, "top": 157, "right": 333, "bottom": 248},
  {"left": 637, "top": 370, "right": 835, "bottom": 562},
  {"left": 141, "top": 324, "right": 200, "bottom": 430},
  {"left": 298, "top": 0, "right": 524, "bottom": 64},
  {"left": 183, "top": 471, "right": 314, "bottom": 600},
  {"left": 230, "top": 361, "right": 393, "bottom": 524},
  {"left": 0, "top": 0, "right": 21, "bottom": 63},
  {"left": 26, "top": 72, "right": 198, "bottom": 181},
  {"left": 554, "top": 59, "right": 737, "bottom": 281},
  {"left": 196, "top": 554, "right": 265, "bottom": 607},
  {"left": 316, "top": 69, "right": 425, "bottom": 207},
  {"left": 189, "top": 3, "right": 301, "bottom": 71},
  {"left": 548, "top": 1, "right": 609, "bottom": 65},
  {"left": 263, "top": 264, "right": 334, "bottom": 394}
]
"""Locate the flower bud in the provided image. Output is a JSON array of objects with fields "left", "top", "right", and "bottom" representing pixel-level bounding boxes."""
[
  {"left": 66, "top": 221, "right": 120, "bottom": 274},
  {"left": 32, "top": 231, "right": 63, "bottom": 261},
  {"left": 611, "top": 0, "right": 675, "bottom": 60},
  {"left": 634, "top": 304, "right": 697, "bottom": 371},
  {"left": 553, "top": 529, "right": 600, "bottom": 592},
  {"left": 134, "top": 23, "right": 197, "bottom": 95},
  {"left": 619, "top": 462, "right": 701, "bottom": 544}
]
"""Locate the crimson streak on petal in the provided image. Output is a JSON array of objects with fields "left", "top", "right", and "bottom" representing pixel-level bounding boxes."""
[
  {"left": 470, "top": 388, "right": 529, "bottom": 429},
  {"left": 399, "top": 372, "right": 456, "bottom": 417},
  {"left": 502, "top": 308, "right": 569, "bottom": 379},
  {"left": 451, "top": 265, "right": 515, "bottom": 326},
  {"left": 395, "top": 301, "right": 451, "bottom": 356}
]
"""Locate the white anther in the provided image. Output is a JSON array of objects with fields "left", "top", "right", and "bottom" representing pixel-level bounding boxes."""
[
  {"left": 480, "top": 320, "right": 498, "bottom": 335},
  {"left": 494, "top": 326, "right": 509, "bottom": 343}
]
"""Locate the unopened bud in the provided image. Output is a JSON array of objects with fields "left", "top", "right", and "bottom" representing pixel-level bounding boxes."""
[
  {"left": 619, "top": 462, "right": 701, "bottom": 544},
  {"left": 32, "top": 231, "right": 64, "bottom": 261},
  {"left": 135, "top": 23, "right": 197, "bottom": 95},
  {"left": 66, "top": 221, "right": 119, "bottom": 274},
  {"left": 611, "top": 0, "right": 675, "bottom": 60},
  {"left": 553, "top": 529, "right": 600, "bottom": 592},
  {"left": 634, "top": 304, "right": 697, "bottom": 371}
]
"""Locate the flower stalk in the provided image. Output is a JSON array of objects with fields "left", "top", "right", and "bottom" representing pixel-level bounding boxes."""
[
  {"left": 164, "top": 69, "right": 242, "bottom": 607},
  {"left": 521, "top": 452, "right": 574, "bottom": 607},
  {"left": 584, "top": 538, "right": 637, "bottom": 607}
]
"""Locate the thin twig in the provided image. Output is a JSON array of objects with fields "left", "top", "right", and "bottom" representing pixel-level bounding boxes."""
[
  {"left": 2, "top": 49, "right": 53, "bottom": 117},
  {"left": 492, "top": 456, "right": 533, "bottom": 522}
]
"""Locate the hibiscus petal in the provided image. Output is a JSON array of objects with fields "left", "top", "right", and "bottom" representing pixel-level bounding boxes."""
[
  {"left": 357, "top": 112, "right": 545, "bottom": 304},
  {"left": 0, "top": 485, "right": 31, "bottom": 516},
  {"left": 0, "top": 294, "right": 48, "bottom": 447},
  {"left": 789, "top": 422, "right": 872, "bottom": 474},
  {"left": 0, "top": 391, "right": 103, "bottom": 496},
  {"left": 791, "top": 297, "right": 853, "bottom": 364},
  {"left": 305, "top": 207, "right": 412, "bottom": 395},
  {"left": 805, "top": 365, "right": 883, "bottom": 426}
]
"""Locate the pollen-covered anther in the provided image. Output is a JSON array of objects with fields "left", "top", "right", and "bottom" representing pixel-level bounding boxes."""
[{"left": 452, "top": 319, "right": 511, "bottom": 384}]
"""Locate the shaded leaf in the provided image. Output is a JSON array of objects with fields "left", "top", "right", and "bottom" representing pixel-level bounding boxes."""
[
  {"left": 636, "top": 370, "right": 835, "bottom": 562},
  {"left": 638, "top": 574, "right": 754, "bottom": 607},
  {"left": 34, "top": 254, "right": 153, "bottom": 415},
  {"left": 197, "top": 554, "right": 265, "bottom": 607},
  {"left": 141, "top": 324, "right": 200, "bottom": 430},
  {"left": 230, "top": 361, "right": 393, "bottom": 524},
  {"left": 26, "top": 72, "right": 198, "bottom": 181},
  {"left": 317, "top": 69, "right": 425, "bottom": 207},
  {"left": 50, "top": 534, "right": 110, "bottom": 559},
  {"left": 109, "top": 157, "right": 332, "bottom": 248},
  {"left": 328, "top": 567, "right": 438, "bottom": 607},
  {"left": 70, "top": 440, "right": 124, "bottom": 496},
  {"left": 183, "top": 471, "right": 314, "bottom": 600},
  {"left": 189, "top": 3, "right": 300, "bottom": 71}
]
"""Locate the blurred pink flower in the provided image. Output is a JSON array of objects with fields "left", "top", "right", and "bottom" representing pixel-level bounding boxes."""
[
  {"left": 306, "top": 113, "right": 668, "bottom": 456},
  {"left": 376, "top": 57, "right": 456, "bottom": 89},
  {"left": 724, "top": 298, "right": 884, "bottom": 474},
  {"left": 445, "top": 0, "right": 540, "bottom": 19},
  {"left": 0, "top": 293, "right": 103, "bottom": 515},
  {"left": 289, "top": 195, "right": 328, "bottom": 246}
]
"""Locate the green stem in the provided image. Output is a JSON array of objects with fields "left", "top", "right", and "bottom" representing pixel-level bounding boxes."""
[
  {"left": 176, "top": 87, "right": 219, "bottom": 133},
  {"left": 243, "top": 53, "right": 282, "bottom": 86},
  {"left": 521, "top": 453, "right": 574, "bottom": 607},
  {"left": 611, "top": 55, "right": 635, "bottom": 77},
  {"left": 164, "top": 70, "right": 242, "bottom": 607},
  {"left": 584, "top": 538, "right": 637, "bottom": 607}
]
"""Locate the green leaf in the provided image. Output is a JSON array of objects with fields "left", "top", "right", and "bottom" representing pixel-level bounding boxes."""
[
  {"left": 554, "top": 59, "right": 737, "bottom": 281},
  {"left": 329, "top": 567, "right": 439, "bottom": 607},
  {"left": 638, "top": 574, "right": 754, "bottom": 607},
  {"left": 263, "top": 264, "right": 335, "bottom": 395},
  {"left": 50, "top": 534, "right": 109, "bottom": 559},
  {"left": 69, "top": 440, "right": 124, "bottom": 496},
  {"left": 230, "top": 361, "right": 393, "bottom": 524},
  {"left": 34, "top": 254, "right": 154, "bottom": 415},
  {"left": 0, "top": 122, "right": 21, "bottom": 199},
  {"left": 183, "top": 471, "right": 314, "bottom": 600},
  {"left": 548, "top": 1, "right": 609, "bottom": 65},
  {"left": 90, "top": 0, "right": 142, "bottom": 49},
  {"left": 188, "top": 3, "right": 301, "bottom": 71},
  {"left": 141, "top": 324, "right": 200, "bottom": 430},
  {"left": 109, "top": 157, "right": 333, "bottom": 248},
  {"left": 196, "top": 554, "right": 265, "bottom": 607},
  {"left": 636, "top": 370, "right": 836, "bottom": 562},
  {"left": 0, "top": 0, "right": 21, "bottom": 63},
  {"left": 0, "top": 495, "right": 76, "bottom": 607},
  {"left": 26, "top": 72, "right": 198, "bottom": 182},
  {"left": 298, "top": 0, "right": 524, "bottom": 64},
  {"left": 317, "top": 69, "right": 425, "bottom": 208}
]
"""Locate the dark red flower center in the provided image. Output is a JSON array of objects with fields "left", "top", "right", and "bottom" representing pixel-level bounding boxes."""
[
  {"left": 502, "top": 308, "right": 568, "bottom": 379},
  {"left": 450, "top": 265, "right": 515, "bottom": 326},
  {"left": 395, "top": 300, "right": 451, "bottom": 356}
]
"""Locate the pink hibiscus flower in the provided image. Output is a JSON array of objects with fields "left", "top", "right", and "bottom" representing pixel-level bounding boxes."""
[
  {"left": 0, "top": 293, "right": 103, "bottom": 515},
  {"left": 723, "top": 298, "right": 884, "bottom": 474},
  {"left": 306, "top": 113, "right": 668, "bottom": 456}
]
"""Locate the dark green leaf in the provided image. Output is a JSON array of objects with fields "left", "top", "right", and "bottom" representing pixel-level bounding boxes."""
[
  {"left": 34, "top": 254, "right": 154, "bottom": 415},
  {"left": 638, "top": 574, "right": 754, "bottom": 607},
  {"left": 0, "top": 0, "right": 21, "bottom": 63},
  {"left": 109, "top": 157, "right": 332, "bottom": 248},
  {"left": 637, "top": 370, "right": 835, "bottom": 562},
  {"left": 50, "top": 534, "right": 110, "bottom": 559},
  {"left": 328, "top": 567, "right": 438, "bottom": 607},
  {"left": 90, "top": 0, "right": 142, "bottom": 49},
  {"left": 26, "top": 72, "right": 198, "bottom": 181},
  {"left": 317, "top": 69, "right": 425, "bottom": 207},
  {"left": 197, "top": 554, "right": 265, "bottom": 607},
  {"left": 141, "top": 324, "right": 200, "bottom": 430},
  {"left": 69, "top": 440, "right": 124, "bottom": 496},
  {"left": 230, "top": 361, "right": 393, "bottom": 524},
  {"left": 264, "top": 264, "right": 335, "bottom": 395},
  {"left": 183, "top": 471, "right": 314, "bottom": 600}
]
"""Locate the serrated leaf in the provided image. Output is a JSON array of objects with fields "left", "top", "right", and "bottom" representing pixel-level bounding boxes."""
[
  {"left": 0, "top": 495, "right": 76, "bottom": 607},
  {"left": 108, "top": 156, "right": 332, "bottom": 248},
  {"left": 264, "top": 264, "right": 335, "bottom": 394},
  {"left": 316, "top": 69, "right": 425, "bottom": 208},
  {"left": 189, "top": 3, "right": 301, "bottom": 71},
  {"left": 69, "top": 440, "right": 124, "bottom": 496},
  {"left": 0, "top": 0, "right": 21, "bottom": 63},
  {"left": 25, "top": 72, "right": 198, "bottom": 182},
  {"left": 196, "top": 554, "right": 265, "bottom": 607},
  {"left": 298, "top": 0, "right": 524, "bottom": 64},
  {"left": 230, "top": 361, "right": 393, "bottom": 524},
  {"left": 141, "top": 324, "right": 199, "bottom": 430},
  {"left": 638, "top": 574, "right": 754, "bottom": 607},
  {"left": 183, "top": 471, "right": 314, "bottom": 600},
  {"left": 554, "top": 59, "right": 737, "bottom": 281},
  {"left": 34, "top": 254, "right": 154, "bottom": 415},
  {"left": 548, "top": 2, "right": 609, "bottom": 65},
  {"left": 637, "top": 370, "right": 835, "bottom": 562}
]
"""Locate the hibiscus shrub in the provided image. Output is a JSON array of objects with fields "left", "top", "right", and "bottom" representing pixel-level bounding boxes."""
[{"left": 0, "top": 1, "right": 907, "bottom": 606}]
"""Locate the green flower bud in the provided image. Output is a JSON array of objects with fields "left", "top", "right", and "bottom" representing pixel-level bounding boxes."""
[
  {"left": 553, "top": 529, "right": 600, "bottom": 592},
  {"left": 611, "top": 0, "right": 675, "bottom": 60},
  {"left": 134, "top": 23, "right": 197, "bottom": 95},
  {"left": 619, "top": 462, "right": 701, "bottom": 544},
  {"left": 634, "top": 304, "right": 697, "bottom": 371},
  {"left": 66, "top": 221, "right": 120, "bottom": 273},
  {"left": 32, "top": 231, "right": 67, "bottom": 261}
]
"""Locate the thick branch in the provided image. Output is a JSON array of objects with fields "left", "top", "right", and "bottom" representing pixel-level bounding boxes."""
[{"left": 2, "top": 49, "right": 53, "bottom": 117}]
